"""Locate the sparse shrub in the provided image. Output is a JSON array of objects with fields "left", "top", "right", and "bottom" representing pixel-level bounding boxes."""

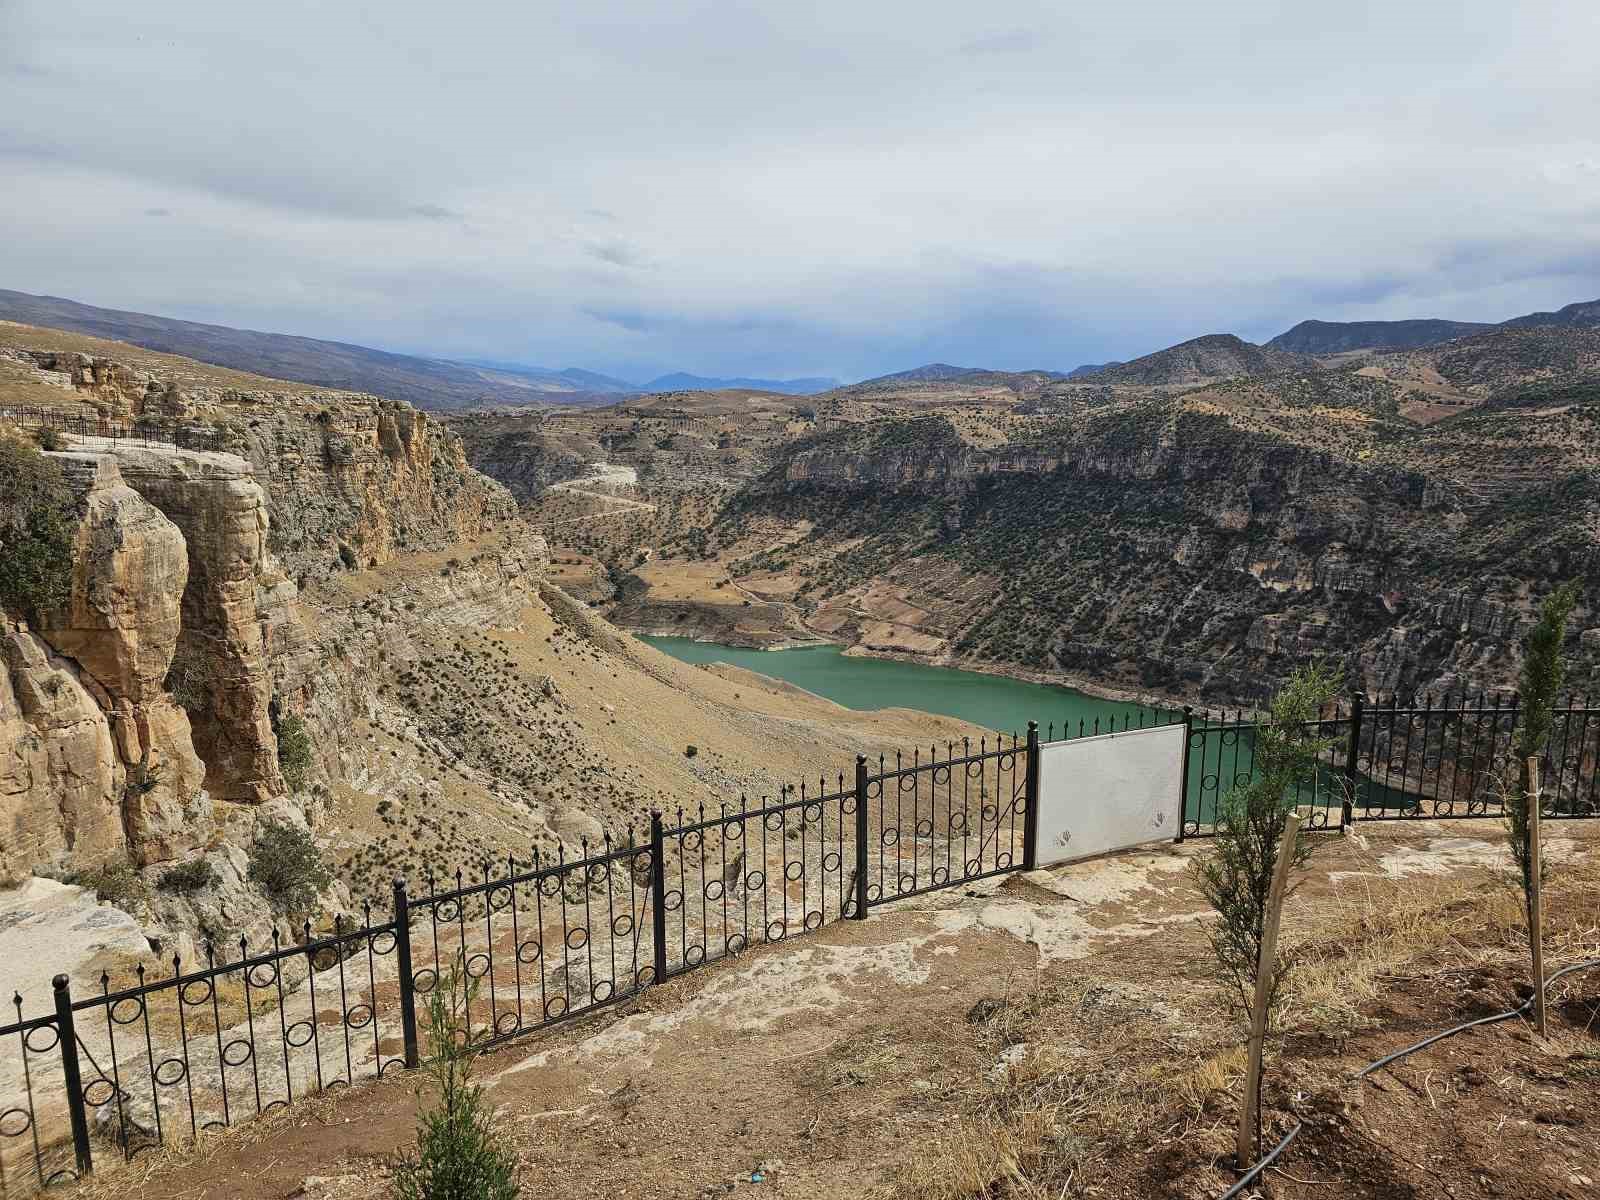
[
  {"left": 275, "top": 712, "right": 315, "bottom": 790},
  {"left": 684, "top": 744, "right": 698, "bottom": 758},
  {"left": 157, "top": 858, "right": 220, "bottom": 895},
  {"left": 70, "top": 857, "right": 151, "bottom": 911},
  {"left": 36, "top": 427, "right": 64, "bottom": 451},
  {"left": 339, "top": 543, "right": 359, "bottom": 570},
  {"left": 391, "top": 961, "right": 520, "bottom": 1200},
  {"left": 0, "top": 439, "right": 77, "bottom": 623},
  {"left": 247, "top": 820, "right": 331, "bottom": 914}
]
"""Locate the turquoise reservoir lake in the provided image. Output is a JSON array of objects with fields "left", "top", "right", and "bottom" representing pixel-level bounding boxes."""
[{"left": 640, "top": 637, "right": 1163, "bottom": 738}]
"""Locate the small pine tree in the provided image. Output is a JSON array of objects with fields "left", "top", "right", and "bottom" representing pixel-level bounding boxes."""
[
  {"left": 1193, "top": 662, "right": 1345, "bottom": 1018},
  {"left": 1508, "top": 582, "right": 1580, "bottom": 921},
  {"left": 392, "top": 964, "right": 520, "bottom": 1200}
]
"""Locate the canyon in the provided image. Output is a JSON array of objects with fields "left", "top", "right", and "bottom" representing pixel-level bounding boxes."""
[
  {"left": 449, "top": 320, "right": 1600, "bottom": 712},
  {"left": 0, "top": 321, "right": 982, "bottom": 967}
]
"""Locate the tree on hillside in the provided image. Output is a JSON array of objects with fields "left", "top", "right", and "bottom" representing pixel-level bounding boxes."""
[{"left": 0, "top": 438, "right": 76, "bottom": 623}]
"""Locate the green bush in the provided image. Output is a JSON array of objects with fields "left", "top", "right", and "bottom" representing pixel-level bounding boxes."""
[
  {"left": 156, "top": 858, "right": 220, "bottom": 895},
  {"left": 247, "top": 821, "right": 331, "bottom": 914},
  {"left": 70, "top": 857, "right": 151, "bottom": 911},
  {"left": 392, "top": 961, "right": 520, "bottom": 1200},
  {"left": 276, "top": 713, "right": 315, "bottom": 791},
  {"left": 0, "top": 440, "right": 77, "bottom": 623}
]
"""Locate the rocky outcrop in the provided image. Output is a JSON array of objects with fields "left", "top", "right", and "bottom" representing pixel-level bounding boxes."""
[
  {"left": 243, "top": 402, "right": 516, "bottom": 583},
  {"left": 1, "top": 455, "right": 214, "bottom": 880},
  {"left": 0, "top": 626, "right": 128, "bottom": 884},
  {"left": 109, "top": 446, "right": 292, "bottom": 803}
]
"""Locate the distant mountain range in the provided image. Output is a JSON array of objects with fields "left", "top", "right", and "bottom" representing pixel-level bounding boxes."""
[
  {"left": 1065, "top": 361, "right": 1123, "bottom": 379},
  {"left": 1267, "top": 299, "right": 1600, "bottom": 354},
  {"left": 640, "top": 372, "right": 838, "bottom": 395},
  {"left": 849, "top": 363, "right": 1070, "bottom": 390},
  {"left": 4, "top": 285, "right": 1598, "bottom": 410},
  {"left": 1079, "top": 334, "right": 1313, "bottom": 386},
  {"left": 1068, "top": 297, "right": 1600, "bottom": 384},
  {"left": 0, "top": 289, "right": 835, "bottom": 407},
  {"left": 1266, "top": 318, "right": 1493, "bottom": 354}
]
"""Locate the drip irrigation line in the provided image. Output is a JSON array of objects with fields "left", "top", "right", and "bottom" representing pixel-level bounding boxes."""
[
  {"left": 1219, "top": 1123, "right": 1301, "bottom": 1200},
  {"left": 1354, "top": 956, "right": 1600, "bottom": 1080},
  {"left": 1219, "top": 957, "right": 1600, "bottom": 1200}
]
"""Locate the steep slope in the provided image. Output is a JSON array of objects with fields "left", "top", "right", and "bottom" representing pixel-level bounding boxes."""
[
  {"left": 1268, "top": 318, "right": 1491, "bottom": 353},
  {"left": 691, "top": 371, "right": 1599, "bottom": 705},
  {"left": 1083, "top": 334, "right": 1316, "bottom": 385},
  {"left": 1362, "top": 326, "right": 1600, "bottom": 400}
]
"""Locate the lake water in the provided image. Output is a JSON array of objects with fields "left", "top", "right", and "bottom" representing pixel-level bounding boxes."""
[
  {"left": 640, "top": 636, "right": 1165, "bottom": 739},
  {"left": 640, "top": 637, "right": 1403, "bottom": 825}
]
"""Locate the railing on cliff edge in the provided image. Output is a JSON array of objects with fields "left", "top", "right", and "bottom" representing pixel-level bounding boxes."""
[
  {"left": 0, "top": 405, "right": 235, "bottom": 454},
  {"left": 2, "top": 696, "right": 1597, "bottom": 1193}
]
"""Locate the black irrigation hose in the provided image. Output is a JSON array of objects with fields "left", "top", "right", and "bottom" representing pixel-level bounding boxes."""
[{"left": 1218, "top": 957, "right": 1600, "bottom": 1200}]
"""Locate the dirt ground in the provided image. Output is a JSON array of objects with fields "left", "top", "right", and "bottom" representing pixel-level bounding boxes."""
[{"left": 70, "top": 820, "right": 1600, "bottom": 1200}]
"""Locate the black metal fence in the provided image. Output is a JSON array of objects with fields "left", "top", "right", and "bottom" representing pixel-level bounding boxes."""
[
  {"left": 4, "top": 694, "right": 1595, "bottom": 1193},
  {"left": 1181, "top": 694, "right": 1600, "bottom": 837},
  {"left": 0, "top": 405, "right": 233, "bottom": 454},
  {"left": 0, "top": 728, "right": 1046, "bottom": 1195}
]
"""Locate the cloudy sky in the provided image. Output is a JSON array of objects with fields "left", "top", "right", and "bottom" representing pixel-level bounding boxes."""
[{"left": 3, "top": 1, "right": 1598, "bottom": 383}]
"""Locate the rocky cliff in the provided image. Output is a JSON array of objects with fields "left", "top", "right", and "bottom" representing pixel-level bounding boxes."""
[
  {"left": 2, "top": 453, "right": 214, "bottom": 883},
  {"left": 718, "top": 399, "right": 1598, "bottom": 706},
  {"left": 0, "top": 338, "right": 520, "bottom": 889}
]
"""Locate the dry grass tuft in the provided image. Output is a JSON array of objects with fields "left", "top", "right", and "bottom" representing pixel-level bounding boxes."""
[
  {"left": 1288, "top": 849, "right": 1600, "bottom": 1033},
  {"left": 884, "top": 978, "right": 1231, "bottom": 1199}
]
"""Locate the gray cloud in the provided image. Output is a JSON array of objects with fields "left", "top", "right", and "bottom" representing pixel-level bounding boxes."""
[
  {"left": 1, "top": 0, "right": 1597, "bottom": 381},
  {"left": 144, "top": 207, "right": 172, "bottom": 218},
  {"left": 958, "top": 29, "right": 1043, "bottom": 55}
]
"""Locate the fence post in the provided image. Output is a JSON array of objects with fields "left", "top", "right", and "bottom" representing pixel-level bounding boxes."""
[
  {"left": 1527, "top": 757, "right": 1547, "bottom": 1038},
  {"left": 53, "top": 975, "right": 94, "bottom": 1179},
  {"left": 853, "top": 755, "right": 870, "bottom": 920},
  {"left": 650, "top": 811, "right": 669, "bottom": 982},
  {"left": 1023, "top": 722, "right": 1041, "bottom": 870},
  {"left": 1175, "top": 706, "right": 1194, "bottom": 843},
  {"left": 1342, "top": 691, "right": 1365, "bottom": 830},
  {"left": 1237, "top": 810, "right": 1303, "bottom": 1170},
  {"left": 392, "top": 878, "right": 420, "bottom": 1069}
]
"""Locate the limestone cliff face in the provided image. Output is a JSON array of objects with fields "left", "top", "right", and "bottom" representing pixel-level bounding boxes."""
[
  {"left": 0, "top": 627, "right": 126, "bottom": 884},
  {"left": 108, "top": 447, "right": 292, "bottom": 803},
  {"left": 736, "top": 410, "right": 1595, "bottom": 706},
  {"left": 1, "top": 456, "right": 213, "bottom": 881},
  {"left": 6, "top": 342, "right": 517, "bottom": 586},
  {"left": 243, "top": 402, "right": 516, "bottom": 584}
]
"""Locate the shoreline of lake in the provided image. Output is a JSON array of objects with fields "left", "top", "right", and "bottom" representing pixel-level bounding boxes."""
[{"left": 639, "top": 635, "right": 1182, "bottom": 735}]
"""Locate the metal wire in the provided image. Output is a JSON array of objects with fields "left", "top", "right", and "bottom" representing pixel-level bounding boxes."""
[{"left": 1220, "top": 957, "right": 1600, "bottom": 1199}]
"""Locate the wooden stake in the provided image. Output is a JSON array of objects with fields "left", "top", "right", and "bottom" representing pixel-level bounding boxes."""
[
  {"left": 1527, "top": 756, "right": 1547, "bottom": 1038},
  {"left": 1237, "top": 809, "right": 1303, "bottom": 1170}
]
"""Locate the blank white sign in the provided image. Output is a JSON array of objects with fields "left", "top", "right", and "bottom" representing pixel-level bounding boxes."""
[{"left": 1036, "top": 724, "right": 1184, "bottom": 866}]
